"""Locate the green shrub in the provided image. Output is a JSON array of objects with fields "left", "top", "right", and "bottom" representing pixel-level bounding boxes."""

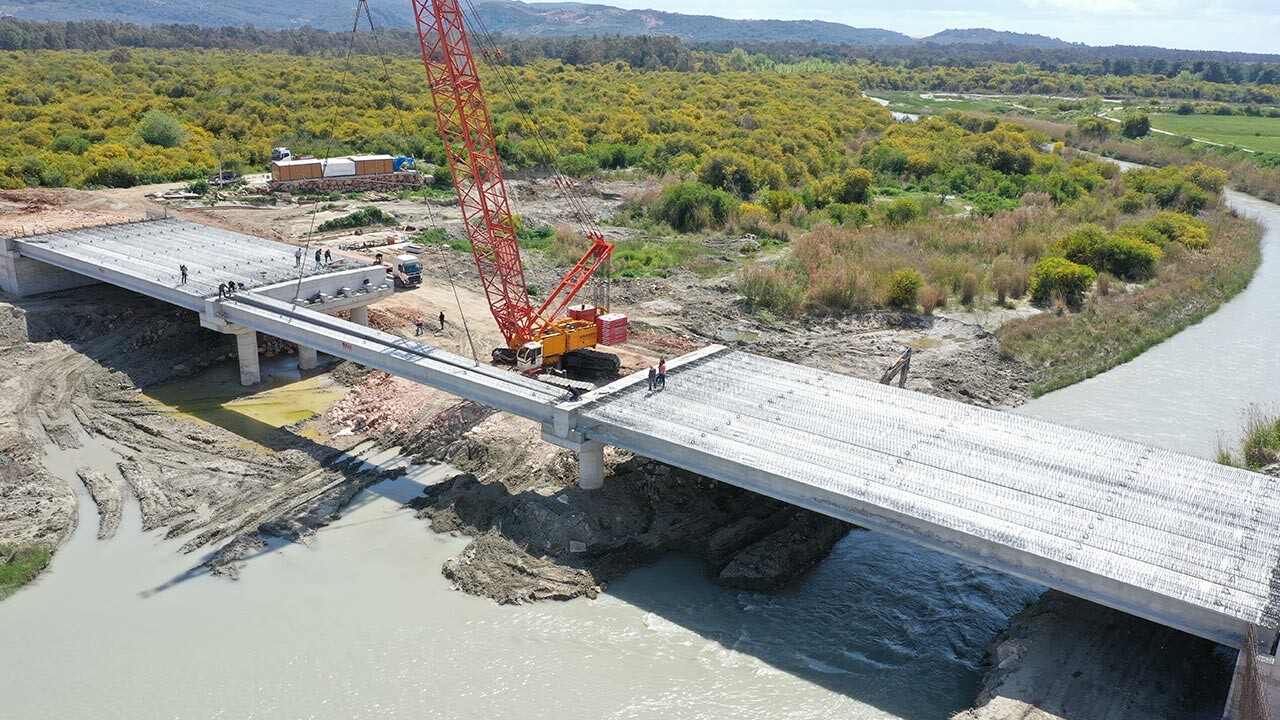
[
  {"left": 1117, "top": 190, "right": 1146, "bottom": 214},
  {"left": 739, "top": 265, "right": 804, "bottom": 315},
  {"left": 1029, "top": 257, "right": 1096, "bottom": 308},
  {"left": 1120, "top": 113, "right": 1151, "bottom": 139},
  {"left": 884, "top": 268, "right": 923, "bottom": 310},
  {"left": 137, "top": 109, "right": 188, "bottom": 148},
  {"left": 1095, "top": 234, "right": 1162, "bottom": 280},
  {"left": 825, "top": 202, "right": 869, "bottom": 226},
  {"left": 1055, "top": 224, "right": 1162, "bottom": 280},
  {"left": 884, "top": 197, "right": 922, "bottom": 226},
  {"left": 1242, "top": 410, "right": 1280, "bottom": 468},
  {"left": 656, "top": 182, "right": 735, "bottom": 233},
  {"left": 317, "top": 206, "right": 394, "bottom": 232},
  {"left": 1053, "top": 224, "right": 1109, "bottom": 267},
  {"left": 1144, "top": 211, "right": 1211, "bottom": 250}
]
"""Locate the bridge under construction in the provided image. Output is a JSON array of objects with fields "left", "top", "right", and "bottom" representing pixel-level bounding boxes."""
[{"left": 3, "top": 218, "right": 1279, "bottom": 657}]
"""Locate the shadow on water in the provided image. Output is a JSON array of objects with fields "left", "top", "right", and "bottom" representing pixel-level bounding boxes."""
[{"left": 418, "top": 470, "right": 1044, "bottom": 720}]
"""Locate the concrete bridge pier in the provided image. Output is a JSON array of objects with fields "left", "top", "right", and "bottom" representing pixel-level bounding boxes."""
[
  {"left": 578, "top": 440, "right": 605, "bottom": 490},
  {"left": 350, "top": 305, "right": 369, "bottom": 326},
  {"left": 234, "top": 329, "right": 260, "bottom": 386},
  {"left": 297, "top": 345, "right": 318, "bottom": 371}
]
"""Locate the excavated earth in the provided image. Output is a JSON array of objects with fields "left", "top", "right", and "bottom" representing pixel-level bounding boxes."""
[{"left": 0, "top": 285, "right": 402, "bottom": 578}]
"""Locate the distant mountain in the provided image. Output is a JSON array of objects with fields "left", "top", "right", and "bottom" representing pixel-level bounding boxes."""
[
  {"left": 921, "top": 28, "right": 1078, "bottom": 49},
  {"left": 473, "top": 2, "right": 913, "bottom": 45},
  {"left": 0, "top": 0, "right": 913, "bottom": 44},
  {"left": 0, "top": 0, "right": 1269, "bottom": 60}
]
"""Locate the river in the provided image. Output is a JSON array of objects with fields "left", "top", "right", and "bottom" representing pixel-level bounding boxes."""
[{"left": 1, "top": 192, "right": 1277, "bottom": 719}]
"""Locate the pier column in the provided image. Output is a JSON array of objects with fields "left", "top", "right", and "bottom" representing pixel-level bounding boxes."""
[
  {"left": 349, "top": 305, "right": 369, "bottom": 326},
  {"left": 297, "top": 345, "right": 318, "bottom": 371},
  {"left": 235, "top": 330, "right": 260, "bottom": 386},
  {"left": 578, "top": 440, "right": 605, "bottom": 490}
]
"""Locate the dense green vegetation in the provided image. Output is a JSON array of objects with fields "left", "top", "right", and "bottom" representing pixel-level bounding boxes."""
[
  {"left": 316, "top": 206, "right": 395, "bottom": 232},
  {"left": 0, "top": 543, "right": 51, "bottom": 600},
  {"left": 1219, "top": 409, "right": 1280, "bottom": 470},
  {"left": 0, "top": 48, "right": 891, "bottom": 190}
]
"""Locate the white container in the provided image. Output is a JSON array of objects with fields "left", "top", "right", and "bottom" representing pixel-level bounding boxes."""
[{"left": 321, "top": 157, "right": 357, "bottom": 178}]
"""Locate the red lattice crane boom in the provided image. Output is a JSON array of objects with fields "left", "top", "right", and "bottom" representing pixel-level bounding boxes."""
[{"left": 410, "top": 0, "right": 614, "bottom": 353}]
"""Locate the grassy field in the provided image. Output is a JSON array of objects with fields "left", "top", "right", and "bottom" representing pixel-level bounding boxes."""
[
  {"left": 1151, "top": 114, "right": 1280, "bottom": 153},
  {"left": 0, "top": 543, "right": 51, "bottom": 600}
]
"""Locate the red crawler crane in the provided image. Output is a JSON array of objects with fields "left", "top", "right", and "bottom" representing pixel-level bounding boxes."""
[{"left": 411, "top": 0, "right": 620, "bottom": 374}]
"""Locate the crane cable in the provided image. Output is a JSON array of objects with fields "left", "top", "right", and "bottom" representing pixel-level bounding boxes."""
[
  {"left": 358, "top": 0, "right": 482, "bottom": 363},
  {"left": 457, "top": 0, "right": 615, "bottom": 313},
  {"left": 457, "top": 0, "right": 609, "bottom": 240},
  {"left": 288, "top": 1, "right": 367, "bottom": 309}
]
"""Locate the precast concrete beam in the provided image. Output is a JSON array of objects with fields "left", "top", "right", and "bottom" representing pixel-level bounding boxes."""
[{"left": 218, "top": 296, "right": 565, "bottom": 423}]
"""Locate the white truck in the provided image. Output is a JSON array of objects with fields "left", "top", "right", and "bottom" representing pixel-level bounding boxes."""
[{"left": 376, "top": 252, "right": 423, "bottom": 288}]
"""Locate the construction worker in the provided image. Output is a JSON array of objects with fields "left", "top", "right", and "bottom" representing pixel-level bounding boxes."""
[
  {"left": 294, "top": 247, "right": 302, "bottom": 267},
  {"left": 647, "top": 365, "right": 656, "bottom": 391},
  {"left": 324, "top": 248, "right": 332, "bottom": 265},
  {"left": 217, "top": 282, "right": 227, "bottom": 299},
  {"left": 314, "top": 249, "right": 323, "bottom": 267},
  {"left": 439, "top": 311, "right": 446, "bottom": 331},
  {"left": 415, "top": 318, "right": 425, "bottom": 336},
  {"left": 179, "top": 264, "right": 188, "bottom": 285},
  {"left": 657, "top": 358, "right": 667, "bottom": 389},
  {"left": 225, "top": 279, "right": 236, "bottom": 296}
]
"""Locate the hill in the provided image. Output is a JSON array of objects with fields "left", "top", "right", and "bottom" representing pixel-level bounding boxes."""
[{"left": 921, "top": 28, "right": 1078, "bottom": 49}]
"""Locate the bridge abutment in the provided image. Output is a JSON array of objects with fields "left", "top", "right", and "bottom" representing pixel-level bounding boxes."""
[{"left": 0, "top": 237, "right": 99, "bottom": 296}]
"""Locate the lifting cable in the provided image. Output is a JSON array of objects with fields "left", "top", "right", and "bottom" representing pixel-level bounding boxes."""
[
  {"left": 360, "top": 0, "right": 481, "bottom": 363},
  {"left": 288, "top": 1, "right": 367, "bottom": 308},
  {"left": 456, "top": 0, "right": 613, "bottom": 249}
]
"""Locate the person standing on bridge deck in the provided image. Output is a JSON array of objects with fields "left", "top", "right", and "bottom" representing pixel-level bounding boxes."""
[
  {"left": 217, "top": 282, "right": 227, "bottom": 299},
  {"left": 179, "top": 264, "right": 188, "bottom": 285},
  {"left": 324, "top": 248, "right": 332, "bottom": 265},
  {"left": 657, "top": 358, "right": 667, "bottom": 389},
  {"left": 439, "top": 311, "right": 446, "bottom": 332},
  {"left": 294, "top": 247, "right": 302, "bottom": 267},
  {"left": 226, "top": 279, "right": 237, "bottom": 297},
  {"left": 314, "top": 249, "right": 323, "bottom": 267},
  {"left": 647, "top": 365, "right": 656, "bottom": 391}
]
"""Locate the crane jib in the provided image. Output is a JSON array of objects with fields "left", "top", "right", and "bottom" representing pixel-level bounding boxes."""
[{"left": 411, "top": 0, "right": 614, "bottom": 349}]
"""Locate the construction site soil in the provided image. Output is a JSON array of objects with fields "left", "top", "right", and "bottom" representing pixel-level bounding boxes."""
[{"left": 0, "top": 183, "right": 1238, "bottom": 719}]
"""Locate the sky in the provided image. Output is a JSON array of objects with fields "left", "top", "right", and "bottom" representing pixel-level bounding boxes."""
[{"left": 596, "top": 0, "right": 1280, "bottom": 54}]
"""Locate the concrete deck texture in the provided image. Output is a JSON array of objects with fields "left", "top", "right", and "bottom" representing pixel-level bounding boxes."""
[
  {"left": 3, "top": 217, "right": 382, "bottom": 307},
  {"left": 566, "top": 347, "right": 1280, "bottom": 649}
]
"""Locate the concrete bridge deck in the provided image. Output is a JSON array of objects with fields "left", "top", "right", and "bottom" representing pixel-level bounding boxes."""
[
  {"left": 4, "top": 218, "right": 1280, "bottom": 653},
  {"left": 555, "top": 346, "right": 1280, "bottom": 649}
]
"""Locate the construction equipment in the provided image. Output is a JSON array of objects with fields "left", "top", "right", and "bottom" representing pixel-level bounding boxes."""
[
  {"left": 880, "top": 348, "right": 912, "bottom": 388},
  {"left": 410, "top": 0, "right": 621, "bottom": 376},
  {"left": 378, "top": 252, "right": 423, "bottom": 288}
]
